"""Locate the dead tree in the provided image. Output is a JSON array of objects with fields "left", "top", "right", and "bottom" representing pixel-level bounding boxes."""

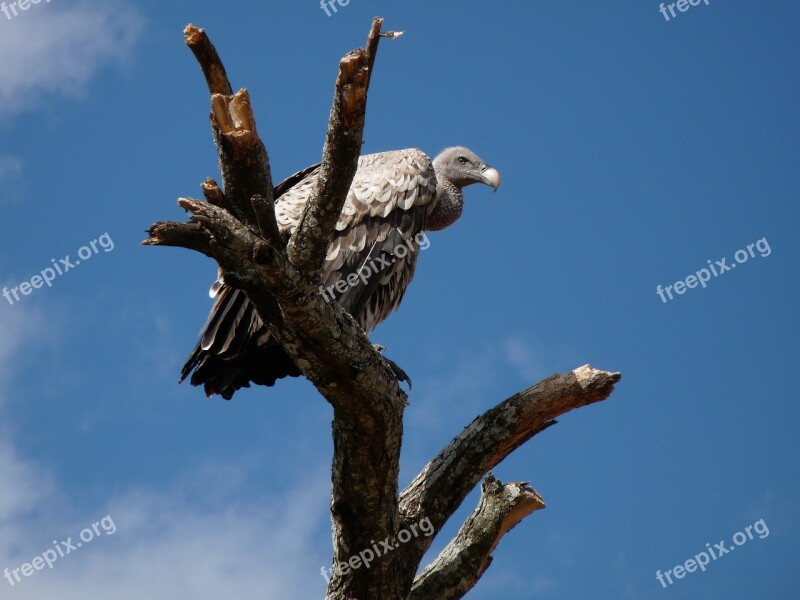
[{"left": 144, "top": 18, "right": 621, "bottom": 600}]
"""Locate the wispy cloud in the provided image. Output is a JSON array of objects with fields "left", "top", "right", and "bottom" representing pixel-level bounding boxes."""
[
  {"left": 503, "top": 336, "right": 547, "bottom": 382},
  {"left": 0, "top": 1, "right": 144, "bottom": 119},
  {"left": 0, "top": 307, "right": 52, "bottom": 531},
  {"left": 0, "top": 155, "right": 23, "bottom": 203},
  {"left": 0, "top": 439, "right": 51, "bottom": 524},
  {"left": 0, "top": 304, "right": 42, "bottom": 391},
  {"left": 407, "top": 336, "right": 551, "bottom": 435},
  {"left": 1, "top": 479, "right": 331, "bottom": 599},
  {"left": 0, "top": 309, "right": 331, "bottom": 599},
  {"left": 0, "top": 155, "right": 22, "bottom": 180}
]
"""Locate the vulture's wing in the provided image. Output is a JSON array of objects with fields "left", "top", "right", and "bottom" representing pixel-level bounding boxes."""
[
  {"left": 181, "top": 148, "right": 438, "bottom": 398},
  {"left": 301, "top": 149, "right": 437, "bottom": 330}
]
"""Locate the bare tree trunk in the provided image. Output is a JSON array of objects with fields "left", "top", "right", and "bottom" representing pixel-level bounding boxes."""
[{"left": 145, "top": 19, "right": 621, "bottom": 599}]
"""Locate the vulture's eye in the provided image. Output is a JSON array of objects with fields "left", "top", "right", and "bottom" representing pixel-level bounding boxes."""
[{"left": 457, "top": 156, "right": 468, "bottom": 165}]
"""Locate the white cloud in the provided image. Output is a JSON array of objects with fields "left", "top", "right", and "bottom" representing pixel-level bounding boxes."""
[
  {"left": 1, "top": 479, "right": 331, "bottom": 599},
  {"left": 0, "top": 306, "right": 53, "bottom": 544},
  {"left": 0, "top": 439, "right": 51, "bottom": 524},
  {"left": 503, "top": 336, "right": 546, "bottom": 382},
  {"left": 0, "top": 308, "right": 331, "bottom": 599},
  {"left": 0, "top": 156, "right": 22, "bottom": 179},
  {"left": 0, "top": 304, "right": 40, "bottom": 390},
  {"left": 0, "top": 156, "right": 23, "bottom": 203},
  {"left": 0, "top": 1, "right": 144, "bottom": 118}
]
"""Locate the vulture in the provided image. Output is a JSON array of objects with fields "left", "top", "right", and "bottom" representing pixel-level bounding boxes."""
[{"left": 181, "top": 147, "right": 500, "bottom": 399}]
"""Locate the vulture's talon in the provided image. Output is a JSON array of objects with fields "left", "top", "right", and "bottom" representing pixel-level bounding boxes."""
[
  {"left": 385, "top": 357, "right": 412, "bottom": 389},
  {"left": 373, "top": 344, "right": 412, "bottom": 388}
]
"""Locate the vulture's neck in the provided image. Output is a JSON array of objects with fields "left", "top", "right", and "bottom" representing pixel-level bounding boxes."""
[{"left": 427, "top": 179, "right": 463, "bottom": 232}]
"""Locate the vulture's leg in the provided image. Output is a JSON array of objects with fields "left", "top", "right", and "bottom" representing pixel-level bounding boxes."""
[{"left": 373, "top": 344, "right": 412, "bottom": 389}]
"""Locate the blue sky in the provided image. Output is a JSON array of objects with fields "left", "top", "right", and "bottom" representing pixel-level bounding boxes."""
[{"left": 0, "top": 1, "right": 798, "bottom": 598}]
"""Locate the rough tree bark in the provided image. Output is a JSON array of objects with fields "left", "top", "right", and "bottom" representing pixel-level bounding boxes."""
[{"left": 144, "top": 19, "right": 621, "bottom": 600}]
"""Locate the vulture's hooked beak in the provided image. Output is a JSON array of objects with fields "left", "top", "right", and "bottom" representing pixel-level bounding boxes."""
[{"left": 479, "top": 165, "right": 501, "bottom": 192}]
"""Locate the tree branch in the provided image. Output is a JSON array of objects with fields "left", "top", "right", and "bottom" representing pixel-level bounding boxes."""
[
  {"left": 410, "top": 473, "right": 545, "bottom": 600},
  {"left": 184, "top": 23, "right": 233, "bottom": 95},
  {"left": 286, "top": 17, "right": 383, "bottom": 275},
  {"left": 200, "top": 177, "right": 227, "bottom": 207},
  {"left": 399, "top": 365, "right": 621, "bottom": 566},
  {"left": 207, "top": 89, "right": 275, "bottom": 229},
  {"left": 185, "top": 24, "right": 276, "bottom": 231},
  {"left": 251, "top": 194, "right": 283, "bottom": 248}
]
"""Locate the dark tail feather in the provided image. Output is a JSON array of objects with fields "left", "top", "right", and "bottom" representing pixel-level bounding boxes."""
[
  {"left": 180, "top": 285, "right": 301, "bottom": 399},
  {"left": 181, "top": 340, "right": 301, "bottom": 400}
]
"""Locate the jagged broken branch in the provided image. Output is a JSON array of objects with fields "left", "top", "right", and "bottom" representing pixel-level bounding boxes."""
[{"left": 411, "top": 473, "right": 546, "bottom": 600}]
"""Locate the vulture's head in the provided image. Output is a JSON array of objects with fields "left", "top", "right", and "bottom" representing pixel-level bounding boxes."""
[{"left": 433, "top": 146, "right": 501, "bottom": 192}]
